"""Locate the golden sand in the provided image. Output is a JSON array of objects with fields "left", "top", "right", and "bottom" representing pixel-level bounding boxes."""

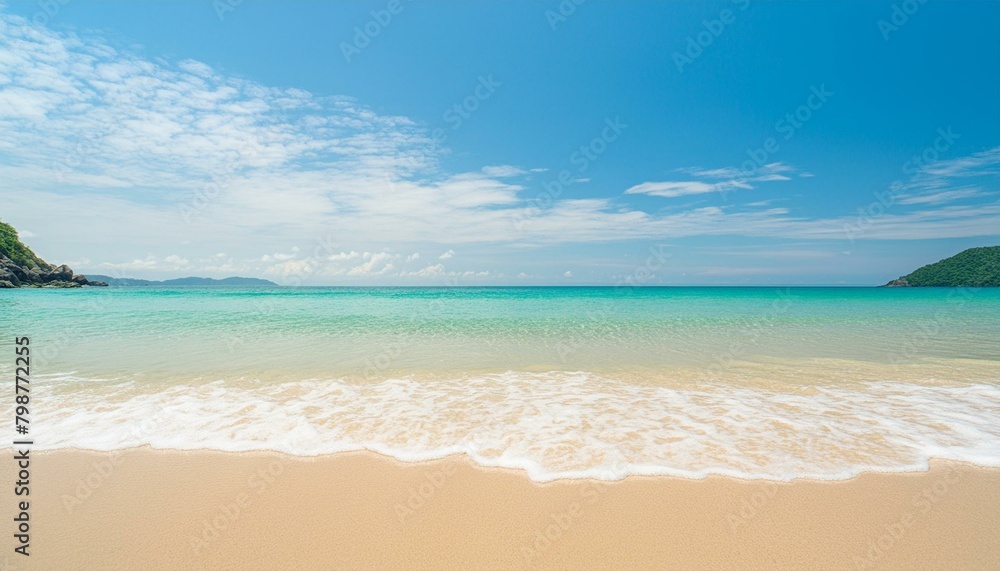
[{"left": 5, "top": 449, "right": 999, "bottom": 570}]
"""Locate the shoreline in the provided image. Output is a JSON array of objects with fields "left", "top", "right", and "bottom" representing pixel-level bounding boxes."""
[
  {"left": 7, "top": 448, "right": 999, "bottom": 570},
  {"left": 12, "top": 444, "right": 1000, "bottom": 484}
]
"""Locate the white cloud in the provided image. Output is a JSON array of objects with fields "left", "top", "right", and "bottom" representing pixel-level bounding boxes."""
[
  {"left": 265, "top": 259, "right": 314, "bottom": 278},
  {"left": 101, "top": 254, "right": 159, "bottom": 270},
  {"left": 918, "top": 146, "right": 1000, "bottom": 180},
  {"left": 406, "top": 252, "right": 420, "bottom": 262},
  {"left": 0, "top": 13, "right": 997, "bottom": 285},
  {"left": 346, "top": 252, "right": 395, "bottom": 276},
  {"left": 409, "top": 263, "right": 444, "bottom": 277},
  {"left": 891, "top": 148, "right": 1000, "bottom": 206},
  {"left": 896, "top": 187, "right": 987, "bottom": 205},
  {"left": 481, "top": 165, "right": 525, "bottom": 177},
  {"left": 327, "top": 251, "right": 363, "bottom": 262},
  {"left": 438, "top": 249, "right": 454, "bottom": 260},
  {"left": 625, "top": 181, "right": 718, "bottom": 197},
  {"left": 625, "top": 163, "right": 794, "bottom": 198},
  {"left": 564, "top": 271, "right": 572, "bottom": 278}
]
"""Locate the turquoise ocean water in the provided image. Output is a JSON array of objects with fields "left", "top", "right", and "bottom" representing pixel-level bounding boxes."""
[{"left": 2, "top": 286, "right": 999, "bottom": 480}]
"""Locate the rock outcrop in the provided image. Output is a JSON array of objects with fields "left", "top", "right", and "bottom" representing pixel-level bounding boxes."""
[
  {"left": 0, "top": 221, "right": 108, "bottom": 288},
  {"left": 0, "top": 255, "right": 106, "bottom": 288}
]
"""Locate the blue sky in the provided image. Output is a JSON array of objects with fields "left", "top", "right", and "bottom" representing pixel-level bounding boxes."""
[{"left": 0, "top": 1, "right": 998, "bottom": 284}]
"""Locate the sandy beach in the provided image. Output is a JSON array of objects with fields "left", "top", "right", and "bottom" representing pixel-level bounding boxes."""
[{"left": 4, "top": 449, "right": 996, "bottom": 570}]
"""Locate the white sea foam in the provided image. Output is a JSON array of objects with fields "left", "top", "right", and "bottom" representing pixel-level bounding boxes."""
[{"left": 12, "top": 372, "right": 1000, "bottom": 482}]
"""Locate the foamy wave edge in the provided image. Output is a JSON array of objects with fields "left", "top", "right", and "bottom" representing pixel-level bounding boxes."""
[{"left": 10, "top": 372, "right": 1000, "bottom": 482}]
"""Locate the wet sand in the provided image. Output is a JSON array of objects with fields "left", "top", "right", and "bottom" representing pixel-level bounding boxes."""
[{"left": 5, "top": 449, "right": 999, "bottom": 570}]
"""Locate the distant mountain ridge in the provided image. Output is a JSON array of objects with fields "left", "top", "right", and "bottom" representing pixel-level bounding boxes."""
[
  {"left": 884, "top": 246, "right": 1000, "bottom": 287},
  {"left": 87, "top": 275, "right": 278, "bottom": 287},
  {"left": 1, "top": 219, "right": 275, "bottom": 289}
]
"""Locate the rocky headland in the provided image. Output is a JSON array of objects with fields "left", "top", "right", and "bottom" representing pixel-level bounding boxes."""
[{"left": 0, "top": 221, "right": 107, "bottom": 288}]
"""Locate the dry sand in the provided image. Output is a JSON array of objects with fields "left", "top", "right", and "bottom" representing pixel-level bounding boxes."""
[{"left": 4, "top": 449, "right": 999, "bottom": 570}]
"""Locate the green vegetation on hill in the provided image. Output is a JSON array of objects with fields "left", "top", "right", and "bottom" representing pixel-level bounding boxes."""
[
  {"left": 885, "top": 246, "right": 1000, "bottom": 287},
  {"left": 0, "top": 220, "right": 50, "bottom": 270}
]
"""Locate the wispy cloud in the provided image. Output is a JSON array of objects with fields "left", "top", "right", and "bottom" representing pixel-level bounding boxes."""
[
  {"left": 481, "top": 165, "right": 527, "bottom": 177},
  {"left": 624, "top": 180, "right": 721, "bottom": 198},
  {"left": 896, "top": 187, "right": 988, "bottom": 205},
  {"left": 624, "top": 163, "right": 794, "bottom": 198},
  {"left": 893, "top": 147, "right": 1000, "bottom": 205},
  {"left": 918, "top": 146, "right": 1000, "bottom": 180}
]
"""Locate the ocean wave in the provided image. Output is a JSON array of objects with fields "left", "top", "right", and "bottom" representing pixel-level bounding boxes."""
[{"left": 11, "top": 371, "right": 1000, "bottom": 482}]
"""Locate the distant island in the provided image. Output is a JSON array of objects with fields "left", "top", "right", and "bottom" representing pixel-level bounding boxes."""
[
  {"left": 884, "top": 246, "right": 1000, "bottom": 287},
  {"left": 0, "top": 220, "right": 107, "bottom": 288},
  {"left": 1, "top": 219, "right": 276, "bottom": 288},
  {"left": 86, "top": 275, "right": 277, "bottom": 287}
]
